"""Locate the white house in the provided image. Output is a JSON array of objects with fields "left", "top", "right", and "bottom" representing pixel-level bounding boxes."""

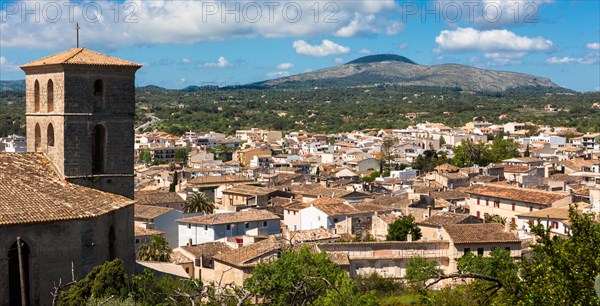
[
  {"left": 176, "top": 210, "right": 280, "bottom": 246},
  {"left": 134, "top": 205, "right": 204, "bottom": 248}
]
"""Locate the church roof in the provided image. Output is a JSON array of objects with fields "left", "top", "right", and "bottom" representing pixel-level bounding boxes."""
[
  {"left": 21, "top": 48, "right": 142, "bottom": 68},
  {"left": 0, "top": 153, "right": 135, "bottom": 226}
]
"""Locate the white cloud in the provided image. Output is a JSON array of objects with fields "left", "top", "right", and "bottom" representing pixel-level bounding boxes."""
[
  {"left": 276, "top": 62, "right": 294, "bottom": 70},
  {"left": 334, "top": 58, "right": 345, "bottom": 64},
  {"left": 546, "top": 54, "right": 599, "bottom": 65},
  {"left": 0, "top": 56, "right": 19, "bottom": 71},
  {"left": 587, "top": 43, "right": 600, "bottom": 50},
  {"left": 0, "top": 0, "right": 401, "bottom": 50},
  {"left": 482, "top": 51, "right": 525, "bottom": 66},
  {"left": 334, "top": 13, "right": 403, "bottom": 37},
  {"left": 293, "top": 40, "right": 350, "bottom": 57},
  {"left": 483, "top": 52, "right": 526, "bottom": 58},
  {"left": 435, "top": 27, "right": 554, "bottom": 52},
  {"left": 202, "top": 56, "right": 232, "bottom": 68},
  {"left": 399, "top": 42, "right": 409, "bottom": 49},
  {"left": 358, "top": 49, "right": 372, "bottom": 54},
  {"left": 266, "top": 71, "right": 291, "bottom": 78},
  {"left": 433, "top": 0, "right": 555, "bottom": 29},
  {"left": 181, "top": 58, "right": 191, "bottom": 64}
]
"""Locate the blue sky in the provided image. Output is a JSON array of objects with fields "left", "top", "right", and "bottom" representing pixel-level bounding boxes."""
[{"left": 0, "top": 0, "right": 598, "bottom": 91}]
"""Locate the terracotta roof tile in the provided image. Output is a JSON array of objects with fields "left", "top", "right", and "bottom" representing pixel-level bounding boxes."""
[
  {"left": 419, "top": 212, "right": 481, "bottom": 227},
  {"left": 288, "top": 228, "right": 340, "bottom": 243},
  {"left": 223, "top": 185, "right": 277, "bottom": 196},
  {"left": 177, "top": 210, "right": 279, "bottom": 225},
  {"left": 135, "top": 191, "right": 185, "bottom": 206},
  {"left": 134, "top": 204, "right": 174, "bottom": 219},
  {"left": 375, "top": 213, "right": 399, "bottom": 224},
  {"left": 516, "top": 203, "right": 586, "bottom": 220},
  {"left": 187, "top": 175, "right": 254, "bottom": 186},
  {"left": 134, "top": 226, "right": 164, "bottom": 237},
  {"left": 213, "top": 236, "right": 284, "bottom": 267},
  {"left": 443, "top": 223, "right": 520, "bottom": 244},
  {"left": 465, "top": 184, "right": 569, "bottom": 206},
  {"left": 0, "top": 153, "right": 134, "bottom": 226},
  {"left": 21, "top": 48, "right": 142, "bottom": 68},
  {"left": 181, "top": 242, "right": 233, "bottom": 258}
]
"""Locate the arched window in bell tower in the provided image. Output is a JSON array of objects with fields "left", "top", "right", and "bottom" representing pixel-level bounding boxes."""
[
  {"left": 34, "top": 123, "right": 41, "bottom": 152},
  {"left": 34, "top": 80, "right": 40, "bottom": 112},
  {"left": 92, "top": 125, "right": 106, "bottom": 174},
  {"left": 47, "top": 79, "right": 54, "bottom": 112},
  {"left": 47, "top": 123, "right": 54, "bottom": 147},
  {"left": 94, "top": 79, "right": 104, "bottom": 111}
]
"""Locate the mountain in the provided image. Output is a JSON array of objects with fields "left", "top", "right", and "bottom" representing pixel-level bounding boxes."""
[
  {"left": 1, "top": 54, "right": 566, "bottom": 93},
  {"left": 0, "top": 80, "right": 25, "bottom": 92},
  {"left": 347, "top": 54, "right": 417, "bottom": 65},
  {"left": 257, "top": 54, "right": 562, "bottom": 92}
]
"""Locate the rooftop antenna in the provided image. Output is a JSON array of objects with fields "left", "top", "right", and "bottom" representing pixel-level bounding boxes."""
[{"left": 75, "top": 23, "right": 81, "bottom": 48}]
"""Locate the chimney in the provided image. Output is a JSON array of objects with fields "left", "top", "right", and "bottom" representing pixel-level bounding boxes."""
[
  {"left": 407, "top": 233, "right": 413, "bottom": 242},
  {"left": 427, "top": 206, "right": 432, "bottom": 220},
  {"left": 188, "top": 238, "right": 193, "bottom": 246},
  {"left": 504, "top": 220, "right": 510, "bottom": 232}
]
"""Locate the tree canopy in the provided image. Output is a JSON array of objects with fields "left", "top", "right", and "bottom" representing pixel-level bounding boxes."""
[
  {"left": 386, "top": 215, "right": 422, "bottom": 241},
  {"left": 137, "top": 235, "right": 171, "bottom": 262},
  {"left": 183, "top": 192, "right": 215, "bottom": 214}
]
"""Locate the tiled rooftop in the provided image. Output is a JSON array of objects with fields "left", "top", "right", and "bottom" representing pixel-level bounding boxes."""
[
  {"left": 419, "top": 212, "right": 481, "bottom": 227},
  {"left": 443, "top": 223, "right": 521, "bottom": 244},
  {"left": 222, "top": 185, "right": 277, "bottom": 196},
  {"left": 21, "top": 48, "right": 142, "bottom": 68},
  {"left": 0, "top": 153, "right": 134, "bottom": 226},
  {"left": 213, "top": 236, "right": 284, "bottom": 267},
  {"left": 465, "top": 184, "right": 569, "bottom": 206},
  {"left": 134, "top": 204, "right": 174, "bottom": 220},
  {"left": 134, "top": 226, "right": 164, "bottom": 237},
  {"left": 177, "top": 210, "right": 279, "bottom": 225},
  {"left": 181, "top": 241, "right": 233, "bottom": 258},
  {"left": 135, "top": 191, "right": 185, "bottom": 206}
]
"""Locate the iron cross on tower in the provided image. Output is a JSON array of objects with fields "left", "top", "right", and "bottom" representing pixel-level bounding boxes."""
[{"left": 75, "top": 23, "right": 80, "bottom": 48}]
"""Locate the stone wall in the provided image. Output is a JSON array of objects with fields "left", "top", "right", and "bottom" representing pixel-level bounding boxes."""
[{"left": 0, "top": 205, "right": 134, "bottom": 306}]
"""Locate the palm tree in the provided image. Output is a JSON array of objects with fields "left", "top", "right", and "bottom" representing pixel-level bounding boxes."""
[
  {"left": 183, "top": 192, "right": 215, "bottom": 214},
  {"left": 137, "top": 235, "right": 171, "bottom": 262}
]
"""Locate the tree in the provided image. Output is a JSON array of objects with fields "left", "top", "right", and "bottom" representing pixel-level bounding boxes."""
[
  {"left": 524, "top": 143, "right": 531, "bottom": 157},
  {"left": 244, "top": 246, "right": 350, "bottom": 306},
  {"left": 452, "top": 139, "right": 490, "bottom": 167},
  {"left": 524, "top": 124, "right": 540, "bottom": 137},
  {"left": 405, "top": 256, "right": 443, "bottom": 291},
  {"left": 489, "top": 137, "right": 520, "bottom": 162},
  {"left": 439, "top": 135, "right": 446, "bottom": 146},
  {"left": 421, "top": 205, "right": 600, "bottom": 305},
  {"left": 183, "top": 192, "right": 215, "bottom": 214},
  {"left": 517, "top": 205, "right": 600, "bottom": 304},
  {"left": 169, "top": 170, "right": 178, "bottom": 192},
  {"left": 386, "top": 215, "right": 422, "bottom": 241},
  {"left": 411, "top": 150, "right": 447, "bottom": 173},
  {"left": 59, "top": 259, "right": 129, "bottom": 306},
  {"left": 139, "top": 149, "right": 152, "bottom": 164},
  {"left": 137, "top": 235, "right": 171, "bottom": 262},
  {"left": 380, "top": 137, "right": 396, "bottom": 174},
  {"left": 484, "top": 214, "right": 507, "bottom": 225},
  {"left": 174, "top": 146, "right": 190, "bottom": 163}
]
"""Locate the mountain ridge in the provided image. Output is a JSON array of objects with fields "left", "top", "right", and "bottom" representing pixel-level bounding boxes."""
[
  {"left": 1, "top": 54, "right": 568, "bottom": 93},
  {"left": 256, "top": 54, "right": 562, "bottom": 92}
]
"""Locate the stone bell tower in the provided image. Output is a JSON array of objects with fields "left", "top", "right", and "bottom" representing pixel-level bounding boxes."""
[{"left": 21, "top": 48, "right": 142, "bottom": 199}]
